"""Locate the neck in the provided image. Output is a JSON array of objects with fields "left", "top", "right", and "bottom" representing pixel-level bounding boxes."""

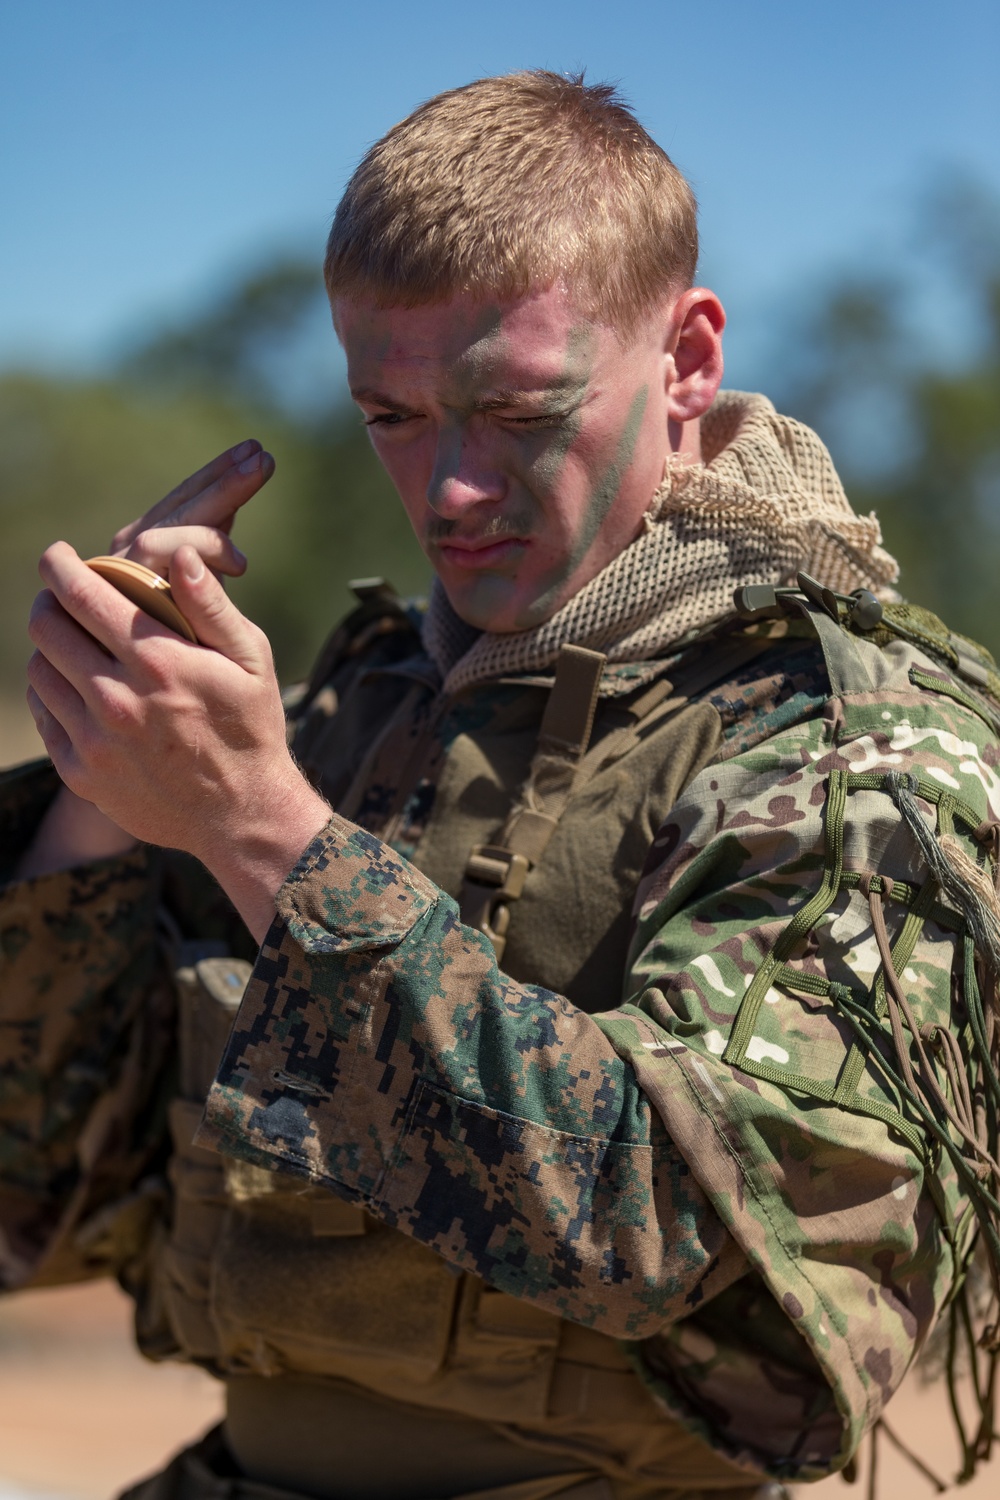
[{"left": 668, "top": 415, "right": 703, "bottom": 465}]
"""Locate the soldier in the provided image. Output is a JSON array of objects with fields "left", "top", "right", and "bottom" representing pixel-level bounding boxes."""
[{"left": 3, "top": 69, "right": 1000, "bottom": 1500}]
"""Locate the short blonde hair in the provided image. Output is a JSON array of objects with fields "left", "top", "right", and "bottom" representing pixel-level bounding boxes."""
[{"left": 325, "top": 71, "right": 698, "bottom": 335}]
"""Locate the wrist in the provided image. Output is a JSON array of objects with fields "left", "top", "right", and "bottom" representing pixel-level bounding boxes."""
[{"left": 198, "top": 773, "right": 332, "bottom": 943}]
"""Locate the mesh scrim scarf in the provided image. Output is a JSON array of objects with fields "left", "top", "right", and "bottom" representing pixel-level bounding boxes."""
[{"left": 422, "top": 390, "right": 899, "bottom": 695}]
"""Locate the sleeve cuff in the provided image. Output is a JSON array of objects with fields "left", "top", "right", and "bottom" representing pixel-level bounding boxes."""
[{"left": 274, "top": 813, "right": 440, "bottom": 955}]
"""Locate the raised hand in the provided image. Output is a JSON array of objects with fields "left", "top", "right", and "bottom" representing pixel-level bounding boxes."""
[
  {"left": 25, "top": 540, "right": 329, "bottom": 940},
  {"left": 18, "top": 441, "right": 330, "bottom": 934}
]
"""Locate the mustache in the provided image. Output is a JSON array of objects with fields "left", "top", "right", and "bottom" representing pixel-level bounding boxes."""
[{"left": 425, "top": 502, "right": 537, "bottom": 546}]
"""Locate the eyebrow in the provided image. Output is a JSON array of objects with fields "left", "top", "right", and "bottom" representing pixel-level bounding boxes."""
[
  {"left": 349, "top": 388, "right": 418, "bottom": 413},
  {"left": 471, "top": 386, "right": 581, "bottom": 412},
  {"left": 350, "top": 380, "right": 586, "bottom": 413}
]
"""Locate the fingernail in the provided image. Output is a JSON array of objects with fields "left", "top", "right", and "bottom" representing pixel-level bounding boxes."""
[
  {"left": 239, "top": 452, "right": 261, "bottom": 474},
  {"left": 183, "top": 551, "right": 205, "bottom": 583},
  {"left": 232, "top": 439, "right": 257, "bottom": 463}
]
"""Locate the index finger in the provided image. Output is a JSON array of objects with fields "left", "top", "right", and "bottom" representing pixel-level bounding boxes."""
[{"left": 112, "top": 438, "right": 263, "bottom": 549}]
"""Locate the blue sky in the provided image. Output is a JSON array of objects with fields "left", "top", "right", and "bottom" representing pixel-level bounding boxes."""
[{"left": 2, "top": 0, "right": 997, "bottom": 391}]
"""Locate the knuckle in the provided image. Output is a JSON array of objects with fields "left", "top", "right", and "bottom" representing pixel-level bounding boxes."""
[
  {"left": 27, "top": 593, "right": 59, "bottom": 649},
  {"left": 135, "top": 641, "right": 177, "bottom": 691},
  {"left": 60, "top": 572, "right": 96, "bottom": 619},
  {"left": 110, "top": 523, "right": 135, "bottom": 552},
  {"left": 93, "top": 678, "right": 133, "bottom": 727},
  {"left": 131, "top": 528, "right": 164, "bottom": 561},
  {"left": 201, "top": 589, "right": 230, "bottom": 621}
]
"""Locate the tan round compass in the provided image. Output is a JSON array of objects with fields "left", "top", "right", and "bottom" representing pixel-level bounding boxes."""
[{"left": 85, "top": 556, "right": 198, "bottom": 643}]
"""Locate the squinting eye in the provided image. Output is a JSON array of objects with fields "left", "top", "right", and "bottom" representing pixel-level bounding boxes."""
[
  {"left": 506, "top": 411, "right": 569, "bottom": 429},
  {"left": 363, "top": 412, "right": 414, "bottom": 428}
]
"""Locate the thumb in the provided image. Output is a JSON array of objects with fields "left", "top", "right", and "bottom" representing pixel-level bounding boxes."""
[{"left": 170, "top": 545, "right": 267, "bottom": 672}]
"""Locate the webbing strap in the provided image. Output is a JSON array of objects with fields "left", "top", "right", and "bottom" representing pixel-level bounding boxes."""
[
  {"left": 459, "top": 645, "right": 606, "bottom": 960},
  {"left": 459, "top": 632, "right": 786, "bottom": 962},
  {"left": 536, "top": 645, "right": 606, "bottom": 755},
  {"left": 789, "top": 597, "right": 875, "bottom": 695},
  {"left": 725, "top": 768, "right": 849, "bottom": 1066}
]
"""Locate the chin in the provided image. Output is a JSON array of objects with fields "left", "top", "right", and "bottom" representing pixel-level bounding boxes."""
[
  {"left": 440, "top": 557, "right": 576, "bottom": 633},
  {"left": 445, "top": 588, "right": 558, "bottom": 635}
]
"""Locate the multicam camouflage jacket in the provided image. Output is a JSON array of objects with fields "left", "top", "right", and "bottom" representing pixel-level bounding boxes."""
[{"left": 1, "top": 578, "right": 1000, "bottom": 1489}]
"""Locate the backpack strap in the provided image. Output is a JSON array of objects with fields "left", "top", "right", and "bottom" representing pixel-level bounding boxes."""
[
  {"left": 297, "top": 578, "right": 419, "bottom": 718},
  {"left": 459, "top": 645, "right": 606, "bottom": 961},
  {"left": 458, "top": 629, "right": 787, "bottom": 963}
]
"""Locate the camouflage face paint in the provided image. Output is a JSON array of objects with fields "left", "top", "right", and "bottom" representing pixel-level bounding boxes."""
[
  {"left": 423, "top": 320, "right": 600, "bottom": 626},
  {"left": 340, "top": 288, "right": 664, "bottom": 634},
  {"left": 523, "top": 381, "right": 649, "bottom": 626},
  {"left": 521, "top": 325, "right": 595, "bottom": 493}
]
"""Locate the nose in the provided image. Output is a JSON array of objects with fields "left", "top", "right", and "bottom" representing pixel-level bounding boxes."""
[{"left": 426, "top": 423, "right": 506, "bottom": 518}]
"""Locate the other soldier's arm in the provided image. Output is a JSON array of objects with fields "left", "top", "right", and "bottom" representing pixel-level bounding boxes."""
[{"left": 0, "top": 759, "right": 168, "bottom": 1286}]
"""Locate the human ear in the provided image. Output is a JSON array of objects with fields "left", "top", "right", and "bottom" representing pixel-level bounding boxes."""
[{"left": 664, "top": 289, "right": 726, "bottom": 423}]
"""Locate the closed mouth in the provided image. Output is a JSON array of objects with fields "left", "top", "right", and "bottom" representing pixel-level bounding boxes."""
[{"left": 435, "top": 536, "right": 527, "bottom": 568}]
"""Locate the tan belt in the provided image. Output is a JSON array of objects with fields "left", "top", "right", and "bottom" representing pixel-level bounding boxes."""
[
  {"left": 120, "top": 1419, "right": 776, "bottom": 1500},
  {"left": 220, "top": 1373, "right": 770, "bottom": 1500},
  {"left": 122, "top": 1422, "right": 613, "bottom": 1500}
]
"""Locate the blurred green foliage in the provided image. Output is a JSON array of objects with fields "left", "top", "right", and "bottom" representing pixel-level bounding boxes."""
[{"left": 770, "top": 178, "right": 1000, "bottom": 656}]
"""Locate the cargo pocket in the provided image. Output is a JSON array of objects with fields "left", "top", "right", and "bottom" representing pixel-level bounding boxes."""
[
  {"left": 208, "top": 1182, "right": 463, "bottom": 1383},
  {"left": 435, "top": 1276, "right": 563, "bottom": 1422},
  {"left": 373, "top": 1079, "right": 654, "bottom": 1308}
]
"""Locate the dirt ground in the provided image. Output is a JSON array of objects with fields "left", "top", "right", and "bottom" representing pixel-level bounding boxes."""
[
  {"left": 0, "top": 1280, "right": 221, "bottom": 1499},
  {"left": 0, "top": 1279, "right": 995, "bottom": 1500}
]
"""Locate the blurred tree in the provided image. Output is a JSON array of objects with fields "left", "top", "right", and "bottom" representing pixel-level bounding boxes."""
[
  {"left": 117, "top": 260, "right": 331, "bottom": 413},
  {"left": 767, "top": 176, "right": 1000, "bottom": 654}
]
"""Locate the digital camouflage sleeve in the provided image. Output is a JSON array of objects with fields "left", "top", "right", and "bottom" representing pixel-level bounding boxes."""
[{"left": 0, "top": 759, "right": 253, "bottom": 1285}]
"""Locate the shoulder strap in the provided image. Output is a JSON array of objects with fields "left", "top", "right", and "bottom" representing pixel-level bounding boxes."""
[
  {"left": 458, "top": 629, "right": 791, "bottom": 961},
  {"left": 459, "top": 645, "right": 606, "bottom": 960}
]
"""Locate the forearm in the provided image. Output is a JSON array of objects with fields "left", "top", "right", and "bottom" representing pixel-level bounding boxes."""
[
  {"left": 195, "top": 776, "right": 332, "bottom": 944},
  {"left": 15, "top": 783, "right": 138, "bottom": 882},
  {"left": 198, "top": 816, "right": 745, "bottom": 1336}
]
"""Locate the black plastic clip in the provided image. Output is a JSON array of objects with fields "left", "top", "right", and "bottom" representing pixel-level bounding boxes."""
[
  {"left": 733, "top": 575, "right": 883, "bottom": 631},
  {"left": 846, "top": 590, "right": 884, "bottom": 631}
]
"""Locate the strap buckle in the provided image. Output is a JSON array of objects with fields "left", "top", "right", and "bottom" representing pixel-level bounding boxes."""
[
  {"left": 464, "top": 845, "right": 530, "bottom": 901},
  {"left": 461, "top": 846, "right": 531, "bottom": 962}
]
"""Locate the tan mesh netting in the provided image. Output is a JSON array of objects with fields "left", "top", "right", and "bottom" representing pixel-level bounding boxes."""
[{"left": 422, "top": 390, "right": 899, "bottom": 694}]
